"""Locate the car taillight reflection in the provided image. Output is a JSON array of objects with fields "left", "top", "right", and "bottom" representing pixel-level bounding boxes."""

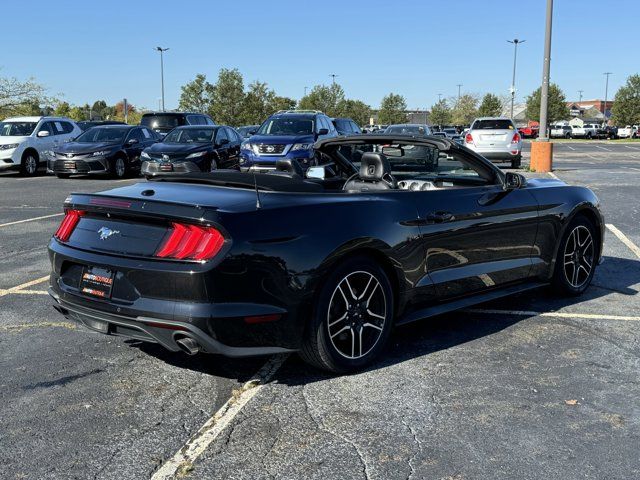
[
  {"left": 155, "top": 223, "right": 225, "bottom": 261},
  {"left": 54, "top": 210, "right": 85, "bottom": 242}
]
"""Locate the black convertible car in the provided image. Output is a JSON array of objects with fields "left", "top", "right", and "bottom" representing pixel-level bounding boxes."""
[{"left": 48, "top": 135, "right": 604, "bottom": 372}]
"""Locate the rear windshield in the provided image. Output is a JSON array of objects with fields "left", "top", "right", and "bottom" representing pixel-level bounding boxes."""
[
  {"left": 472, "top": 120, "right": 514, "bottom": 130},
  {"left": 0, "top": 121, "right": 37, "bottom": 136},
  {"left": 141, "top": 114, "right": 186, "bottom": 130},
  {"left": 385, "top": 125, "right": 429, "bottom": 135}
]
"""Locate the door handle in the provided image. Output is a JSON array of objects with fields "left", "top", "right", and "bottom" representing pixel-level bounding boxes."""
[{"left": 426, "top": 211, "right": 454, "bottom": 223}]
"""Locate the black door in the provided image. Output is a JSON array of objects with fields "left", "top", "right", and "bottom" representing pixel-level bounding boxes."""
[
  {"left": 411, "top": 149, "right": 539, "bottom": 299},
  {"left": 124, "top": 128, "right": 145, "bottom": 169},
  {"left": 213, "top": 127, "right": 230, "bottom": 169}
]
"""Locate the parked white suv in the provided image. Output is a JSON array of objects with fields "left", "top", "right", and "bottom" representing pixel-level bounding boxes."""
[
  {"left": 0, "top": 116, "right": 81, "bottom": 176},
  {"left": 464, "top": 117, "right": 522, "bottom": 168}
]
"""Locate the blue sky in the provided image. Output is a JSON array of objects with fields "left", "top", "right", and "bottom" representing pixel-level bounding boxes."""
[{"left": 2, "top": 0, "right": 636, "bottom": 110}]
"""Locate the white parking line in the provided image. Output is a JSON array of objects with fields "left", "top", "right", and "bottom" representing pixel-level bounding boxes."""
[
  {"left": 0, "top": 213, "right": 63, "bottom": 228},
  {"left": 595, "top": 145, "right": 611, "bottom": 151},
  {"left": 624, "top": 167, "right": 640, "bottom": 172},
  {"left": 547, "top": 171, "right": 560, "bottom": 180},
  {"left": 465, "top": 309, "right": 640, "bottom": 322},
  {"left": 566, "top": 145, "right": 576, "bottom": 151},
  {"left": 152, "top": 354, "right": 289, "bottom": 480},
  {"left": 606, "top": 224, "right": 640, "bottom": 259},
  {"left": 624, "top": 145, "right": 640, "bottom": 151},
  {"left": 0, "top": 275, "right": 49, "bottom": 297}
]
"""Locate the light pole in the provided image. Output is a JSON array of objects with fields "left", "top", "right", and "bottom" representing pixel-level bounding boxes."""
[
  {"left": 531, "top": 0, "right": 554, "bottom": 173},
  {"left": 155, "top": 46, "right": 169, "bottom": 112},
  {"left": 578, "top": 90, "right": 583, "bottom": 103},
  {"left": 507, "top": 39, "right": 525, "bottom": 119},
  {"left": 437, "top": 93, "right": 443, "bottom": 102},
  {"left": 456, "top": 84, "right": 463, "bottom": 104},
  {"left": 603, "top": 72, "right": 612, "bottom": 124},
  {"left": 304, "top": 86, "right": 308, "bottom": 96},
  {"left": 329, "top": 74, "right": 338, "bottom": 85}
]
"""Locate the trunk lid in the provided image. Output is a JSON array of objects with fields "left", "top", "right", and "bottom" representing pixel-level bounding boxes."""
[{"left": 474, "top": 129, "right": 514, "bottom": 146}]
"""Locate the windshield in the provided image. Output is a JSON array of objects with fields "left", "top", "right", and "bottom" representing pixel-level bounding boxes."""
[
  {"left": 385, "top": 125, "right": 428, "bottom": 135},
  {"left": 141, "top": 114, "right": 185, "bottom": 130},
  {"left": 257, "top": 118, "right": 314, "bottom": 135},
  {"left": 472, "top": 119, "right": 514, "bottom": 130},
  {"left": 0, "top": 121, "right": 37, "bottom": 136},
  {"left": 443, "top": 128, "right": 457, "bottom": 134},
  {"left": 337, "top": 141, "right": 484, "bottom": 183},
  {"left": 163, "top": 128, "right": 215, "bottom": 143},
  {"left": 74, "top": 127, "right": 129, "bottom": 143}
]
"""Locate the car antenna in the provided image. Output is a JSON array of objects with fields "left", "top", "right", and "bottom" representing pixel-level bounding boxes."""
[{"left": 253, "top": 172, "right": 262, "bottom": 209}]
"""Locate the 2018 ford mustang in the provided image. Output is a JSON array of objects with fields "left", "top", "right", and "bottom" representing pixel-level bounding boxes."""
[{"left": 48, "top": 135, "right": 603, "bottom": 372}]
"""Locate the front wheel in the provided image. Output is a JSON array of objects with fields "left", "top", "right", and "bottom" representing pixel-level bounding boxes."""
[
  {"left": 20, "top": 152, "right": 39, "bottom": 177},
  {"left": 111, "top": 157, "right": 127, "bottom": 179},
  {"left": 552, "top": 216, "right": 597, "bottom": 296},
  {"left": 300, "top": 257, "right": 394, "bottom": 373}
]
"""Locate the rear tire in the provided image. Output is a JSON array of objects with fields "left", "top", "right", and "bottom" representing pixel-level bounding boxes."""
[
  {"left": 299, "top": 256, "right": 394, "bottom": 373},
  {"left": 552, "top": 216, "right": 597, "bottom": 296},
  {"left": 511, "top": 157, "right": 521, "bottom": 169},
  {"left": 20, "top": 152, "right": 39, "bottom": 177}
]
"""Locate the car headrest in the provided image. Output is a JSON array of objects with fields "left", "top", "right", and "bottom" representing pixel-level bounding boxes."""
[
  {"left": 275, "top": 159, "right": 304, "bottom": 177},
  {"left": 359, "top": 152, "right": 390, "bottom": 181}
]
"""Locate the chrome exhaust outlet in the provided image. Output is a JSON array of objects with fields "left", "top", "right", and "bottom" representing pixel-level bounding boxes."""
[{"left": 175, "top": 336, "right": 200, "bottom": 355}]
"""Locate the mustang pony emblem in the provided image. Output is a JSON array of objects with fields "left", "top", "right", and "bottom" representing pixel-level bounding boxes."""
[{"left": 98, "top": 227, "right": 120, "bottom": 240}]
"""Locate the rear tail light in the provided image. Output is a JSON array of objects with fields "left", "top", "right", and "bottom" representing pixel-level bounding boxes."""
[
  {"left": 465, "top": 133, "right": 473, "bottom": 144},
  {"left": 512, "top": 132, "right": 521, "bottom": 144},
  {"left": 54, "top": 210, "right": 85, "bottom": 242},
  {"left": 155, "top": 223, "right": 225, "bottom": 261}
]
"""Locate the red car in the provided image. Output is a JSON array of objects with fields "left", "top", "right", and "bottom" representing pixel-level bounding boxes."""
[{"left": 518, "top": 125, "right": 539, "bottom": 138}]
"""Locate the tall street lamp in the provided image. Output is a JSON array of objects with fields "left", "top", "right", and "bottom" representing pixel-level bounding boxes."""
[
  {"left": 578, "top": 90, "right": 583, "bottom": 103},
  {"left": 155, "top": 46, "right": 169, "bottom": 112},
  {"left": 507, "top": 39, "right": 525, "bottom": 119},
  {"left": 456, "top": 84, "right": 463, "bottom": 103},
  {"left": 329, "top": 74, "right": 338, "bottom": 85},
  {"left": 603, "top": 72, "right": 612, "bottom": 124}
]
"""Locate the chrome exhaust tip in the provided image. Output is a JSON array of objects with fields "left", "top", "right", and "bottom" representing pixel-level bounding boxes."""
[{"left": 175, "top": 336, "right": 200, "bottom": 355}]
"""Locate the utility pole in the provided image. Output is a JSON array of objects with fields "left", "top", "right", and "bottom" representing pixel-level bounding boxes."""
[
  {"left": 456, "top": 84, "right": 463, "bottom": 104},
  {"left": 531, "top": 0, "right": 554, "bottom": 173},
  {"left": 578, "top": 90, "right": 583, "bottom": 103},
  {"left": 329, "top": 74, "right": 338, "bottom": 85},
  {"left": 304, "top": 86, "right": 308, "bottom": 96},
  {"left": 603, "top": 72, "right": 612, "bottom": 124},
  {"left": 437, "top": 93, "right": 443, "bottom": 102},
  {"left": 155, "top": 46, "right": 169, "bottom": 112},
  {"left": 507, "top": 39, "right": 525, "bottom": 119}
]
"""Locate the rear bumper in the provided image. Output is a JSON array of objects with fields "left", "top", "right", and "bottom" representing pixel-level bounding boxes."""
[
  {"left": 466, "top": 144, "right": 521, "bottom": 162},
  {"left": 49, "top": 287, "right": 294, "bottom": 357}
]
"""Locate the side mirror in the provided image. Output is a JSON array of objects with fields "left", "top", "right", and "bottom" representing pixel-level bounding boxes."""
[
  {"left": 317, "top": 128, "right": 329, "bottom": 136},
  {"left": 37, "top": 130, "right": 50, "bottom": 138},
  {"left": 127, "top": 138, "right": 139, "bottom": 145},
  {"left": 218, "top": 138, "right": 230, "bottom": 146},
  {"left": 306, "top": 166, "right": 325, "bottom": 180},
  {"left": 504, "top": 172, "right": 526, "bottom": 190},
  {"left": 248, "top": 130, "right": 257, "bottom": 135}
]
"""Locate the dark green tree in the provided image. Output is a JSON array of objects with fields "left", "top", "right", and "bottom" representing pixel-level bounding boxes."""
[
  {"left": 209, "top": 69, "right": 245, "bottom": 125},
  {"left": 451, "top": 94, "right": 479, "bottom": 125},
  {"left": 178, "top": 73, "right": 214, "bottom": 113},
  {"left": 478, "top": 93, "right": 503, "bottom": 117},
  {"left": 378, "top": 93, "right": 407, "bottom": 124},
  {"left": 429, "top": 99, "right": 452, "bottom": 126},
  {"left": 611, "top": 74, "right": 640, "bottom": 126},
  {"left": 298, "top": 84, "right": 345, "bottom": 116},
  {"left": 336, "top": 99, "right": 371, "bottom": 126},
  {"left": 525, "top": 83, "right": 569, "bottom": 124}
]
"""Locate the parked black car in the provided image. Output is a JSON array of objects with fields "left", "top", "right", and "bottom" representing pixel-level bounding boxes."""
[
  {"left": 48, "top": 134, "right": 603, "bottom": 373},
  {"left": 141, "top": 125, "right": 242, "bottom": 178},
  {"left": 140, "top": 112, "right": 215, "bottom": 136},
  {"left": 236, "top": 125, "right": 260, "bottom": 138},
  {"left": 595, "top": 125, "right": 618, "bottom": 139},
  {"left": 332, "top": 117, "right": 362, "bottom": 135},
  {"left": 50, "top": 125, "right": 159, "bottom": 179},
  {"left": 76, "top": 121, "right": 126, "bottom": 132}
]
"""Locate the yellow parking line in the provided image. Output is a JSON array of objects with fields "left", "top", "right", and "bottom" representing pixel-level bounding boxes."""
[
  {"left": 0, "top": 213, "right": 63, "bottom": 228},
  {"left": 606, "top": 224, "right": 640, "bottom": 259},
  {"left": 0, "top": 275, "right": 49, "bottom": 297},
  {"left": 465, "top": 309, "right": 640, "bottom": 322}
]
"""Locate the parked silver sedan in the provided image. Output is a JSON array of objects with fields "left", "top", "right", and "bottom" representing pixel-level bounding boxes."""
[{"left": 463, "top": 117, "right": 522, "bottom": 168}]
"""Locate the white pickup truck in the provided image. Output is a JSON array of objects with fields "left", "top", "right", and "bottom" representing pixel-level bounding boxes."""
[
  {"left": 617, "top": 125, "right": 637, "bottom": 139},
  {"left": 570, "top": 123, "right": 598, "bottom": 139}
]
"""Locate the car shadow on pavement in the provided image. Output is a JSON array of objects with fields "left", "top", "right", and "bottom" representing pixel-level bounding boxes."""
[{"left": 130, "top": 255, "right": 639, "bottom": 383}]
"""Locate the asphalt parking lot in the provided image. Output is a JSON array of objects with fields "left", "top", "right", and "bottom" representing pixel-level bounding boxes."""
[{"left": 1, "top": 141, "right": 639, "bottom": 479}]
